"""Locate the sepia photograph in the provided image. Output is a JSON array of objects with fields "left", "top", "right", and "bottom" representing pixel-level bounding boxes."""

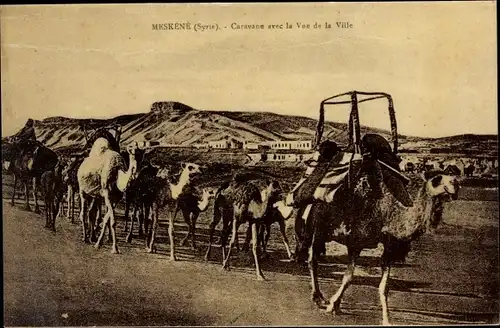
[{"left": 1, "top": 2, "right": 498, "bottom": 326}]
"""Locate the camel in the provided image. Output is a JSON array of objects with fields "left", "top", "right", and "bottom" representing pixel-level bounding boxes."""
[
  {"left": 39, "top": 160, "right": 66, "bottom": 232},
  {"left": 2, "top": 141, "right": 59, "bottom": 213},
  {"left": 295, "top": 150, "right": 460, "bottom": 325},
  {"left": 175, "top": 186, "right": 216, "bottom": 250},
  {"left": 205, "top": 176, "right": 282, "bottom": 281},
  {"left": 119, "top": 148, "right": 153, "bottom": 236},
  {"left": 77, "top": 137, "right": 138, "bottom": 253},
  {"left": 61, "top": 156, "right": 84, "bottom": 223},
  {"left": 123, "top": 161, "right": 160, "bottom": 243},
  {"left": 145, "top": 162, "right": 203, "bottom": 260},
  {"left": 240, "top": 201, "right": 295, "bottom": 260}
]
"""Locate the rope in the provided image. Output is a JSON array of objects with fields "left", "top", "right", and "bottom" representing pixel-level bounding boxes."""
[{"left": 314, "top": 102, "right": 325, "bottom": 149}]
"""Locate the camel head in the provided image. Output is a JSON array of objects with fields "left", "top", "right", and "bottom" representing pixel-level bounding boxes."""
[
  {"left": 201, "top": 187, "right": 216, "bottom": 201},
  {"left": 263, "top": 179, "right": 283, "bottom": 203},
  {"left": 181, "top": 162, "right": 202, "bottom": 178},
  {"left": 156, "top": 167, "right": 170, "bottom": 179},
  {"left": 422, "top": 170, "right": 460, "bottom": 201}
]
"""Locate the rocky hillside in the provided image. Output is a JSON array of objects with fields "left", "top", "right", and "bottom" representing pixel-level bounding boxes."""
[
  {"left": 14, "top": 101, "right": 496, "bottom": 155},
  {"left": 27, "top": 101, "right": 414, "bottom": 151}
]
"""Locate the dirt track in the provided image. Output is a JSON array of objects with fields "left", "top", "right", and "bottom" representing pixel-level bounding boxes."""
[{"left": 3, "top": 185, "right": 499, "bottom": 326}]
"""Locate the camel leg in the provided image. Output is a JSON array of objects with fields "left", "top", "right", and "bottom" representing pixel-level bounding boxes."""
[
  {"left": 251, "top": 222, "right": 266, "bottom": 281},
  {"left": 179, "top": 208, "right": 191, "bottom": 247},
  {"left": 104, "top": 192, "right": 119, "bottom": 254},
  {"left": 190, "top": 212, "right": 199, "bottom": 250},
  {"left": 222, "top": 215, "right": 239, "bottom": 271},
  {"left": 137, "top": 205, "right": 144, "bottom": 237},
  {"left": 33, "top": 177, "right": 40, "bottom": 214},
  {"left": 242, "top": 224, "right": 251, "bottom": 252},
  {"left": 89, "top": 198, "right": 100, "bottom": 243},
  {"left": 168, "top": 203, "right": 178, "bottom": 261},
  {"left": 146, "top": 204, "right": 159, "bottom": 253},
  {"left": 52, "top": 196, "right": 61, "bottom": 232},
  {"left": 24, "top": 180, "right": 31, "bottom": 211},
  {"left": 44, "top": 195, "right": 51, "bottom": 229},
  {"left": 143, "top": 203, "right": 151, "bottom": 243},
  {"left": 204, "top": 207, "right": 222, "bottom": 261},
  {"left": 261, "top": 223, "right": 272, "bottom": 259},
  {"left": 379, "top": 264, "right": 391, "bottom": 326},
  {"left": 279, "top": 220, "right": 293, "bottom": 259},
  {"left": 123, "top": 198, "right": 130, "bottom": 232},
  {"left": 79, "top": 193, "right": 89, "bottom": 243},
  {"left": 126, "top": 204, "right": 135, "bottom": 243},
  {"left": 66, "top": 186, "right": 72, "bottom": 219},
  {"left": 325, "top": 248, "right": 360, "bottom": 314},
  {"left": 94, "top": 210, "right": 110, "bottom": 249},
  {"left": 11, "top": 174, "right": 17, "bottom": 206},
  {"left": 308, "top": 236, "right": 327, "bottom": 308},
  {"left": 70, "top": 187, "right": 75, "bottom": 224}
]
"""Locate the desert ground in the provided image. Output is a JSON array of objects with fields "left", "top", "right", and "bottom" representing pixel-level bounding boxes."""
[{"left": 2, "top": 175, "right": 499, "bottom": 326}]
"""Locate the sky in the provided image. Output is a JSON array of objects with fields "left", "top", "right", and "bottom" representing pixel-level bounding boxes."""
[{"left": 1, "top": 2, "right": 497, "bottom": 138}]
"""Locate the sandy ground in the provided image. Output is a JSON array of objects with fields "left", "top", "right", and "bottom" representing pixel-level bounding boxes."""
[{"left": 2, "top": 180, "right": 499, "bottom": 326}]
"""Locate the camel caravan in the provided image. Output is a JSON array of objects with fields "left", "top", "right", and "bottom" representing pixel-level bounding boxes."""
[{"left": 1, "top": 91, "right": 470, "bottom": 325}]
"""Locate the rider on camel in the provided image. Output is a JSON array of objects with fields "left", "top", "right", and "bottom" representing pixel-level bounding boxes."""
[{"left": 11, "top": 119, "right": 39, "bottom": 156}]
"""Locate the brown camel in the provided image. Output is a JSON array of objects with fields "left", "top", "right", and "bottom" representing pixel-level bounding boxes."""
[
  {"left": 298, "top": 160, "right": 459, "bottom": 325},
  {"left": 174, "top": 186, "right": 216, "bottom": 250},
  {"left": 61, "top": 156, "right": 84, "bottom": 223},
  {"left": 77, "top": 138, "right": 138, "bottom": 253},
  {"left": 205, "top": 176, "right": 283, "bottom": 281},
  {"left": 145, "top": 163, "right": 203, "bottom": 260},
  {"left": 2, "top": 141, "right": 59, "bottom": 213},
  {"left": 39, "top": 159, "right": 66, "bottom": 232},
  {"left": 241, "top": 202, "right": 295, "bottom": 260},
  {"left": 124, "top": 161, "right": 160, "bottom": 243}
]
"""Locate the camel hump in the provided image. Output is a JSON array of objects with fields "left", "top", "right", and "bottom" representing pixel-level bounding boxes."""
[{"left": 89, "top": 138, "right": 112, "bottom": 157}]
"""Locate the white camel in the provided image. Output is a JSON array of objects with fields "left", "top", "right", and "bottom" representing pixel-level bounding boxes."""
[{"left": 77, "top": 138, "right": 138, "bottom": 254}]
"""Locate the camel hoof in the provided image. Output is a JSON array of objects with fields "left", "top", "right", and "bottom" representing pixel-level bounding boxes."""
[
  {"left": 111, "top": 248, "right": 119, "bottom": 254},
  {"left": 146, "top": 247, "right": 156, "bottom": 254},
  {"left": 94, "top": 243, "right": 101, "bottom": 250},
  {"left": 180, "top": 239, "right": 188, "bottom": 247},
  {"left": 169, "top": 255, "right": 177, "bottom": 261},
  {"left": 382, "top": 320, "right": 392, "bottom": 326},
  {"left": 324, "top": 302, "right": 342, "bottom": 315},
  {"left": 256, "top": 274, "right": 266, "bottom": 281},
  {"left": 312, "top": 294, "right": 328, "bottom": 309}
]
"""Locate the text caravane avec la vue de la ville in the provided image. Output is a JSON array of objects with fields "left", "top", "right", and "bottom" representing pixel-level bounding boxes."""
[{"left": 152, "top": 21, "right": 354, "bottom": 32}]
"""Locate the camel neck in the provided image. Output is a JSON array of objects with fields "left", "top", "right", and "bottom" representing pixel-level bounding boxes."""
[
  {"left": 197, "top": 192, "right": 211, "bottom": 211},
  {"left": 117, "top": 153, "right": 136, "bottom": 192},
  {"left": 170, "top": 170, "right": 191, "bottom": 200}
]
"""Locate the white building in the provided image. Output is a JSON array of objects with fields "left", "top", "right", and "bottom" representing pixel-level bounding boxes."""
[
  {"left": 208, "top": 136, "right": 244, "bottom": 149},
  {"left": 269, "top": 140, "right": 312, "bottom": 150},
  {"left": 243, "top": 142, "right": 260, "bottom": 150}
]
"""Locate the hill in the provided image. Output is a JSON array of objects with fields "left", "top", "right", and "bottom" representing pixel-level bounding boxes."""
[{"left": 11, "top": 101, "right": 496, "bottom": 155}]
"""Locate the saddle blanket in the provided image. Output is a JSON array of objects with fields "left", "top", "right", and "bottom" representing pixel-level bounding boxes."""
[{"left": 274, "top": 152, "right": 361, "bottom": 220}]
